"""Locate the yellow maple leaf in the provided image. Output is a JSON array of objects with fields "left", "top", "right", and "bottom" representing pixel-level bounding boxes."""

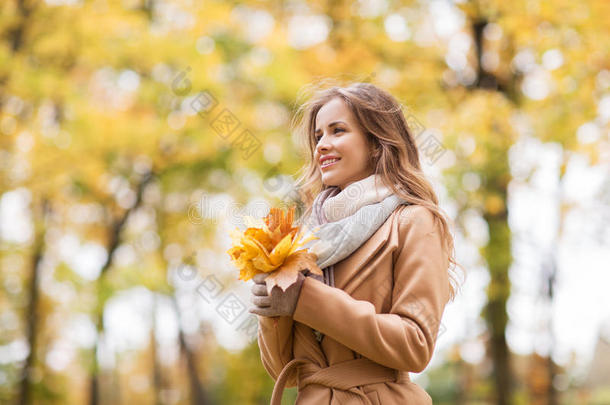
[
  {"left": 226, "top": 206, "right": 322, "bottom": 290},
  {"left": 264, "top": 250, "right": 322, "bottom": 294}
]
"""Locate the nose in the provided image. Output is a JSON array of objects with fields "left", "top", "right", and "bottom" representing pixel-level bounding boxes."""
[{"left": 315, "top": 134, "right": 331, "bottom": 155}]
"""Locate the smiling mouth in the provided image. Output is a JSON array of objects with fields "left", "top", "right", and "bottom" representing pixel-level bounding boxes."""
[{"left": 321, "top": 158, "right": 341, "bottom": 169}]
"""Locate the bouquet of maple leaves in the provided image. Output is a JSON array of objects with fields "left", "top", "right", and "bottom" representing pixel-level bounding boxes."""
[{"left": 226, "top": 206, "right": 323, "bottom": 295}]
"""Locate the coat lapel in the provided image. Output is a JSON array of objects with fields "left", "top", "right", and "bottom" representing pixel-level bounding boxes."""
[{"left": 333, "top": 212, "right": 396, "bottom": 294}]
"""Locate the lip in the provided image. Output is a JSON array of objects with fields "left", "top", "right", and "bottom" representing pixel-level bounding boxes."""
[{"left": 320, "top": 157, "right": 341, "bottom": 170}]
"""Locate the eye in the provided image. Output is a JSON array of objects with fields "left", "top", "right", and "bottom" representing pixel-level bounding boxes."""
[{"left": 315, "top": 127, "right": 344, "bottom": 142}]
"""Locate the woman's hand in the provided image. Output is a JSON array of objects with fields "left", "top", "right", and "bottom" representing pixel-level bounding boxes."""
[{"left": 249, "top": 271, "right": 307, "bottom": 317}]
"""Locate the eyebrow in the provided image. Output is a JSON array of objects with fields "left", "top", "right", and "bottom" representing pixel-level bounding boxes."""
[{"left": 314, "top": 120, "right": 347, "bottom": 134}]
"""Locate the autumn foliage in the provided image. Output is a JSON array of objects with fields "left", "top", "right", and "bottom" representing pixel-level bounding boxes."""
[{"left": 227, "top": 206, "right": 323, "bottom": 294}]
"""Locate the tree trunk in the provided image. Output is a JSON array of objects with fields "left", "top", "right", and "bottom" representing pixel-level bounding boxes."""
[
  {"left": 89, "top": 171, "right": 153, "bottom": 405},
  {"left": 482, "top": 206, "right": 513, "bottom": 405},
  {"left": 151, "top": 294, "right": 165, "bottom": 405},
  {"left": 170, "top": 293, "right": 211, "bottom": 405},
  {"left": 470, "top": 13, "right": 518, "bottom": 405},
  {"left": 17, "top": 198, "right": 49, "bottom": 405},
  {"left": 155, "top": 190, "right": 212, "bottom": 405},
  {"left": 542, "top": 159, "right": 565, "bottom": 405}
]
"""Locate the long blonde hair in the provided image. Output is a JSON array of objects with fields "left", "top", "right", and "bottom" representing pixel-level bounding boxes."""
[{"left": 289, "top": 80, "right": 464, "bottom": 302}]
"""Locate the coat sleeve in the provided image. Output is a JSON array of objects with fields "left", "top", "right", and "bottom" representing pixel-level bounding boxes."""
[
  {"left": 292, "top": 205, "right": 451, "bottom": 372},
  {"left": 257, "top": 315, "right": 297, "bottom": 386}
]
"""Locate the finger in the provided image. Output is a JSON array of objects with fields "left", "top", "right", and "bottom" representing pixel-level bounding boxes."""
[
  {"left": 250, "top": 295, "right": 271, "bottom": 307},
  {"left": 249, "top": 306, "right": 278, "bottom": 317},
  {"left": 251, "top": 283, "right": 268, "bottom": 296},
  {"left": 253, "top": 272, "right": 269, "bottom": 284}
]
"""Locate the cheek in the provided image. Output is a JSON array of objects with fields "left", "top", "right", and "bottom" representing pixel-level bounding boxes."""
[
  {"left": 338, "top": 139, "right": 369, "bottom": 166},
  {"left": 333, "top": 136, "right": 354, "bottom": 156},
  {"left": 357, "top": 152, "right": 371, "bottom": 169}
]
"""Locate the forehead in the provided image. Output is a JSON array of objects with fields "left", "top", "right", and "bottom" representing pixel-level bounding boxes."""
[{"left": 315, "top": 97, "right": 352, "bottom": 128}]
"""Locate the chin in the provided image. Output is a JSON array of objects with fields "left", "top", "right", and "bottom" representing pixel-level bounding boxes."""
[{"left": 321, "top": 175, "right": 343, "bottom": 188}]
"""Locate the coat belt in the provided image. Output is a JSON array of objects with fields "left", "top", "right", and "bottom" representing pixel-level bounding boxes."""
[{"left": 270, "top": 357, "right": 400, "bottom": 405}]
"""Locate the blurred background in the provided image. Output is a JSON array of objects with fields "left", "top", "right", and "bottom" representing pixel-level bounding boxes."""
[{"left": 1, "top": 0, "right": 609, "bottom": 404}]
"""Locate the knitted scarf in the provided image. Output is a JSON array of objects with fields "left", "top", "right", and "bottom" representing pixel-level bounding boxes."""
[{"left": 299, "top": 174, "right": 409, "bottom": 287}]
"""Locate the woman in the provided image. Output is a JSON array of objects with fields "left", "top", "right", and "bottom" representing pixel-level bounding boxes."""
[{"left": 249, "top": 82, "right": 463, "bottom": 404}]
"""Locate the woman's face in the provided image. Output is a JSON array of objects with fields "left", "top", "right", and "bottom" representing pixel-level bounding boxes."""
[{"left": 313, "top": 97, "right": 375, "bottom": 191}]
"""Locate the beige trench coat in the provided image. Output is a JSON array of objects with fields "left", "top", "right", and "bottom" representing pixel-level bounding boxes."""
[{"left": 257, "top": 204, "right": 452, "bottom": 405}]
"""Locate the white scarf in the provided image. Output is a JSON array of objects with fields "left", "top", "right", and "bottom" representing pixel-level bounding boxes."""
[
  {"left": 321, "top": 174, "right": 395, "bottom": 222},
  {"left": 300, "top": 174, "right": 409, "bottom": 272}
]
